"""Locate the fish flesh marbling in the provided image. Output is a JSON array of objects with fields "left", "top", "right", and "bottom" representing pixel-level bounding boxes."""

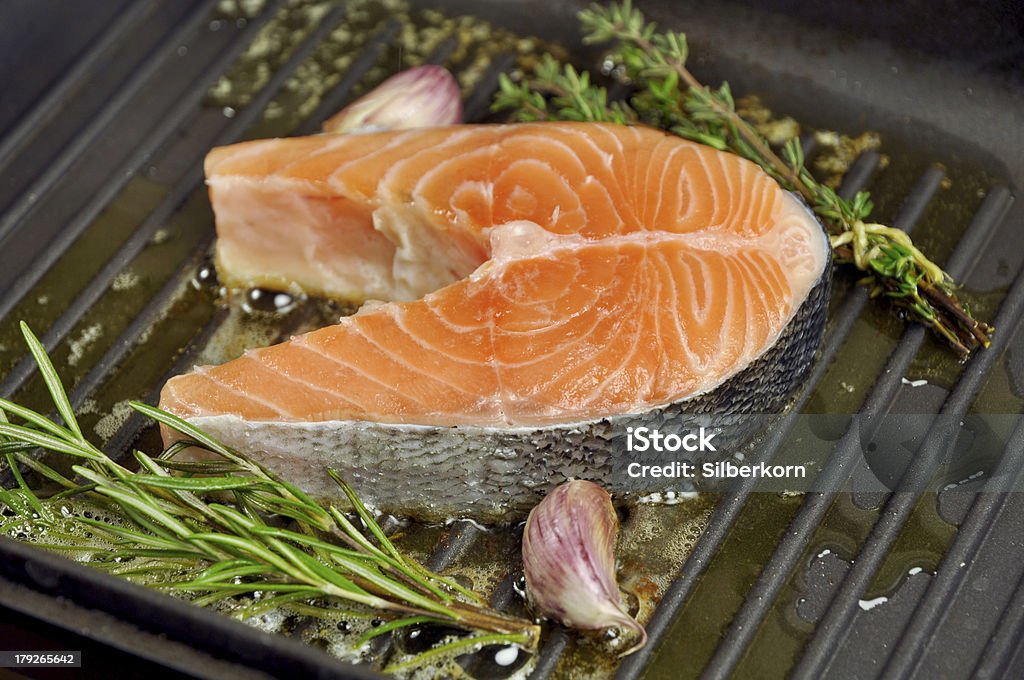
[{"left": 159, "top": 122, "right": 830, "bottom": 520}]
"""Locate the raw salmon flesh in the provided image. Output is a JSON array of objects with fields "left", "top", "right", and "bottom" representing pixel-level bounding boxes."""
[{"left": 159, "top": 122, "right": 830, "bottom": 519}]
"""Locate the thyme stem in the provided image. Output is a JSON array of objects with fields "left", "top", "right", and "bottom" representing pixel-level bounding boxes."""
[
  {"left": 494, "top": 0, "right": 994, "bottom": 358},
  {"left": 615, "top": 25, "right": 815, "bottom": 204}
]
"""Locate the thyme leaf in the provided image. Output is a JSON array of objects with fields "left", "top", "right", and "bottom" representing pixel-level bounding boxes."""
[{"left": 493, "top": 0, "right": 993, "bottom": 358}]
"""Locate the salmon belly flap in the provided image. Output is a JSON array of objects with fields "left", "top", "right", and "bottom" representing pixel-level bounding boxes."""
[{"left": 160, "top": 122, "right": 830, "bottom": 519}]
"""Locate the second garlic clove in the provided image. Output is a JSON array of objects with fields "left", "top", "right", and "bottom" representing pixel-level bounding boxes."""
[{"left": 522, "top": 480, "right": 647, "bottom": 656}]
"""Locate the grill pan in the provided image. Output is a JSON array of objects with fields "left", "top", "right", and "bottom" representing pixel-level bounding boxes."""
[{"left": 1, "top": 1, "right": 1023, "bottom": 678}]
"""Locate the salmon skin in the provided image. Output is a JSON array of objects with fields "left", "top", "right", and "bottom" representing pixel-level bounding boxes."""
[{"left": 160, "top": 122, "right": 830, "bottom": 521}]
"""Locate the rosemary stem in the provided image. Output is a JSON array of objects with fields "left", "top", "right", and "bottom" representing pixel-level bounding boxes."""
[
  {"left": 1, "top": 325, "right": 543, "bottom": 670},
  {"left": 448, "top": 601, "right": 542, "bottom": 643}
]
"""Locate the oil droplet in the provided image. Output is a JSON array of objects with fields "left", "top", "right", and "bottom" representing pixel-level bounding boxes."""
[
  {"left": 858, "top": 596, "right": 888, "bottom": 611},
  {"left": 242, "top": 288, "right": 298, "bottom": 314},
  {"left": 272, "top": 293, "right": 296, "bottom": 311},
  {"left": 458, "top": 643, "right": 531, "bottom": 677},
  {"left": 512, "top": 572, "right": 527, "bottom": 601},
  {"left": 223, "top": 106, "right": 237, "bottom": 118},
  {"left": 193, "top": 263, "right": 218, "bottom": 289},
  {"left": 400, "top": 624, "right": 467, "bottom": 655},
  {"left": 494, "top": 646, "right": 519, "bottom": 666}
]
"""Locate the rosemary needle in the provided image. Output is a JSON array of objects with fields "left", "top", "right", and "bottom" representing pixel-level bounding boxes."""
[{"left": 0, "top": 322, "right": 539, "bottom": 669}]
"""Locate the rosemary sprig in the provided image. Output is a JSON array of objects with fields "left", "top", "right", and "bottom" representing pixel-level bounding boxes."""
[
  {"left": 0, "top": 322, "right": 539, "bottom": 668},
  {"left": 493, "top": 0, "right": 993, "bottom": 358}
]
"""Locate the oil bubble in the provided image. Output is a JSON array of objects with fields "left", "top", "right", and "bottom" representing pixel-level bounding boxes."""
[{"left": 457, "top": 643, "right": 531, "bottom": 678}]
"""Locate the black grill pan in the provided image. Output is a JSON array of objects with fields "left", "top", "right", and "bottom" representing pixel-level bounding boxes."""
[{"left": 0, "top": 1, "right": 1022, "bottom": 679}]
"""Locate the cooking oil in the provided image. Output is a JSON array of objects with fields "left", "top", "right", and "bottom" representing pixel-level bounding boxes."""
[{"left": 0, "top": 0, "right": 1018, "bottom": 678}]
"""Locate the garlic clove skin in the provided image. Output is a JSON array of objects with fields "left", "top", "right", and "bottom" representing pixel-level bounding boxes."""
[
  {"left": 522, "top": 480, "right": 647, "bottom": 656},
  {"left": 323, "top": 65, "right": 463, "bottom": 134}
]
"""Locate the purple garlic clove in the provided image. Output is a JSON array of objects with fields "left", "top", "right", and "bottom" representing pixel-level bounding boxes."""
[
  {"left": 522, "top": 480, "right": 647, "bottom": 656},
  {"left": 323, "top": 65, "right": 463, "bottom": 133}
]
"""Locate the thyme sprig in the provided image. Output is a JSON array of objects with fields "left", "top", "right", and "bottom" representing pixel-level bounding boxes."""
[
  {"left": 493, "top": 0, "right": 993, "bottom": 358},
  {"left": 0, "top": 322, "right": 539, "bottom": 669}
]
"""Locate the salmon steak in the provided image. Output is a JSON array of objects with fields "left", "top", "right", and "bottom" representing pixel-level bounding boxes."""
[{"left": 159, "top": 122, "right": 830, "bottom": 520}]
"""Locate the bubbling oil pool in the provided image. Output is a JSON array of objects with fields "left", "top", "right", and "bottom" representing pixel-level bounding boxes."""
[
  {"left": 0, "top": 491, "right": 535, "bottom": 677},
  {"left": 2, "top": 465, "right": 715, "bottom": 679}
]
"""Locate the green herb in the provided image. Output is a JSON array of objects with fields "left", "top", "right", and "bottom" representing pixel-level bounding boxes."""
[
  {"left": 0, "top": 322, "right": 538, "bottom": 669},
  {"left": 492, "top": 0, "right": 993, "bottom": 358}
]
